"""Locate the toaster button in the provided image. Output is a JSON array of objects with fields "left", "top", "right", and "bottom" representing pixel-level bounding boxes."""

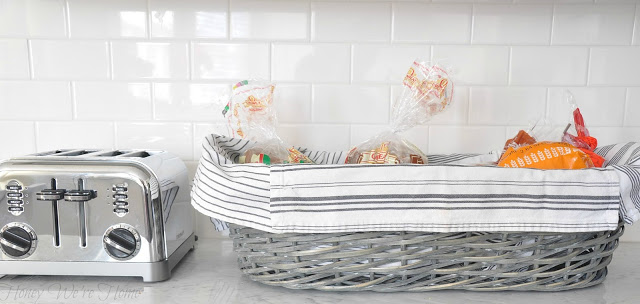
[
  {"left": 113, "top": 194, "right": 128, "bottom": 200},
  {"left": 114, "top": 201, "right": 129, "bottom": 207},
  {"left": 7, "top": 200, "right": 23, "bottom": 205},
  {"left": 6, "top": 185, "right": 22, "bottom": 191},
  {"left": 6, "top": 192, "right": 23, "bottom": 198},
  {"left": 8, "top": 206, "right": 24, "bottom": 212},
  {"left": 114, "top": 208, "right": 129, "bottom": 214},
  {"left": 112, "top": 186, "right": 128, "bottom": 192}
]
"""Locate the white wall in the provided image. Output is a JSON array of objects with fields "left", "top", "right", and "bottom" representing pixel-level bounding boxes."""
[{"left": 1, "top": 0, "right": 639, "bottom": 240}]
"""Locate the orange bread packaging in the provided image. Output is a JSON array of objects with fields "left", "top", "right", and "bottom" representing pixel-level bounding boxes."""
[{"left": 498, "top": 142, "right": 594, "bottom": 169}]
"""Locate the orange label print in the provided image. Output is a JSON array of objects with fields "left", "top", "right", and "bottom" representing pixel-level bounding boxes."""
[
  {"left": 358, "top": 142, "right": 400, "bottom": 164},
  {"left": 243, "top": 95, "right": 267, "bottom": 111}
]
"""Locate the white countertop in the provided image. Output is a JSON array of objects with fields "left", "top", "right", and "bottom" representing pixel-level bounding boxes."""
[{"left": 1, "top": 238, "right": 639, "bottom": 304}]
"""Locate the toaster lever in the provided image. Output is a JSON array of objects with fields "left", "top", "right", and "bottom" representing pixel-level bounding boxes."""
[
  {"left": 36, "top": 189, "right": 66, "bottom": 201},
  {"left": 64, "top": 190, "right": 96, "bottom": 202}
]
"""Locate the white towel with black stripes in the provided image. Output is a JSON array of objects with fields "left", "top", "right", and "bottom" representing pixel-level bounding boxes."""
[{"left": 192, "top": 134, "right": 640, "bottom": 234}]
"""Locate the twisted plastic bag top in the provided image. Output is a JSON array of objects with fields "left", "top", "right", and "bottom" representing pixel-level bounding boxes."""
[
  {"left": 390, "top": 60, "right": 454, "bottom": 133},
  {"left": 223, "top": 80, "right": 312, "bottom": 165},
  {"left": 225, "top": 80, "right": 277, "bottom": 141},
  {"left": 345, "top": 60, "right": 454, "bottom": 165}
]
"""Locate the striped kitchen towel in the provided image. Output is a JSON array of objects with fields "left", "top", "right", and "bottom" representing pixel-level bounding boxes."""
[{"left": 191, "top": 134, "right": 640, "bottom": 233}]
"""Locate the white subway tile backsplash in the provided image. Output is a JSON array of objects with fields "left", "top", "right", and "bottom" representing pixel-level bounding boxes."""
[
  {"left": 510, "top": 47, "right": 589, "bottom": 85},
  {"left": 625, "top": 88, "right": 640, "bottom": 127},
  {"left": 547, "top": 87, "right": 627, "bottom": 127},
  {"left": 75, "top": 82, "right": 151, "bottom": 121},
  {"left": 0, "top": 0, "right": 66, "bottom": 38},
  {"left": 352, "top": 44, "right": 430, "bottom": 84},
  {"left": 349, "top": 124, "right": 388, "bottom": 147},
  {"left": 67, "top": 0, "right": 147, "bottom": 38},
  {"left": 151, "top": 0, "right": 227, "bottom": 39},
  {"left": 116, "top": 122, "right": 193, "bottom": 160},
  {"left": 0, "top": 81, "right": 71, "bottom": 120},
  {"left": 472, "top": 4, "right": 552, "bottom": 45},
  {"left": 36, "top": 122, "right": 115, "bottom": 151},
  {"left": 30, "top": 40, "right": 109, "bottom": 80},
  {"left": 589, "top": 47, "right": 640, "bottom": 85},
  {"left": 432, "top": 46, "right": 509, "bottom": 85},
  {"left": 273, "top": 84, "right": 312, "bottom": 123},
  {"left": 231, "top": 0, "right": 308, "bottom": 40},
  {"left": 588, "top": 127, "right": 640, "bottom": 146},
  {"left": 469, "top": 87, "right": 547, "bottom": 125},
  {"left": 0, "top": 40, "right": 29, "bottom": 79},
  {"left": 428, "top": 126, "right": 506, "bottom": 154},
  {"left": 192, "top": 43, "right": 270, "bottom": 80},
  {"left": 112, "top": 42, "right": 189, "bottom": 80},
  {"left": 272, "top": 44, "right": 350, "bottom": 82},
  {"left": 393, "top": 3, "right": 472, "bottom": 43},
  {"left": 552, "top": 4, "right": 636, "bottom": 45},
  {"left": 153, "top": 83, "right": 229, "bottom": 121},
  {"left": 0, "top": 122, "right": 35, "bottom": 160},
  {"left": 313, "top": 85, "right": 389, "bottom": 124},
  {"left": 278, "top": 124, "right": 351, "bottom": 151},
  {"left": 312, "top": 2, "right": 390, "bottom": 42}
]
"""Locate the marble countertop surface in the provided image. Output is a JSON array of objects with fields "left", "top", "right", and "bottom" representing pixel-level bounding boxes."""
[{"left": 1, "top": 238, "right": 639, "bottom": 304}]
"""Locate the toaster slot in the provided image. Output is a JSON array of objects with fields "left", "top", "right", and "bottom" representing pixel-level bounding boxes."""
[
  {"left": 118, "top": 151, "right": 152, "bottom": 158},
  {"left": 53, "top": 150, "right": 99, "bottom": 157},
  {"left": 31, "top": 149, "right": 72, "bottom": 156},
  {"left": 93, "top": 150, "right": 129, "bottom": 157}
]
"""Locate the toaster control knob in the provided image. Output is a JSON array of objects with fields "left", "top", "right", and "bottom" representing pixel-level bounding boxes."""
[
  {"left": 0, "top": 224, "right": 36, "bottom": 258},
  {"left": 103, "top": 225, "right": 140, "bottom": 260}
]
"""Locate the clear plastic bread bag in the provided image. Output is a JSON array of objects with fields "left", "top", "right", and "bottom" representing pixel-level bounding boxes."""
[
  {"left": 223, "top": 80, "right": 312, "bottom": 165},
  {"left": 345, "top": 60, "right": 454, "bottom": 164}
]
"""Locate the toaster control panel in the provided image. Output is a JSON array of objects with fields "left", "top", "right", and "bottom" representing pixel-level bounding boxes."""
[
  {"left": 5, "top": 182, "right": 25, "bottom": 216},
  {"left": 112, "top": 184, "right": 129, "bottom": 217}
]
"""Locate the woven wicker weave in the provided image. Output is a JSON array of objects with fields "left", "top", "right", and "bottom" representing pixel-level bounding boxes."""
[{"left": 229, "top": 223, "right": 624, "bottom": 292}]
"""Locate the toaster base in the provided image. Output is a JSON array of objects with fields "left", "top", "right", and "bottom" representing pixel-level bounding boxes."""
[{"left": 0, "top": 234, "right": 196, "bottom": 283}]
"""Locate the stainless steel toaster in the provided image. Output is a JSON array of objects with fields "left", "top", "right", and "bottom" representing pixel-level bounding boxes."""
[{"left": 0, "top": 149, "right": 195, "bottom": 282}]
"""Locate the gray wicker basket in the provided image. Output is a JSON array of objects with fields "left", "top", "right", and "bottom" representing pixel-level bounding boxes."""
[{"left": 229, "top": 222, "right": 623, "bottom": 292}]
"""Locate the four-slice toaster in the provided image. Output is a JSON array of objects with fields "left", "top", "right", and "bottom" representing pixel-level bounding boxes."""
[{"left": 0, "top": 149, "right": 195, "bottom": 282}]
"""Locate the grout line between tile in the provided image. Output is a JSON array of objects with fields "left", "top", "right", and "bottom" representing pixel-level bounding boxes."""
[
  {"left": 507, "top": 47, "right": 512, "bottom": 86},
  {"left": 469, "top": 4, "right": 475, "bottom": 45},
  {"left": 349, "top": 44, "right": 354, "bottom": 84},
  {"left": 390, "top": 2, "right": 395, "bottom": 42},
  {"left": 146, "top": 0, "right": 152, "bottom": 39},
  {"left": 227, "top": 0, "right": 231, "bottom": 40},
  {"left": 307, "top": 1, "right": 312, "bottom": 43},
  {"left": 33, "top": 121, "right": 39, "bottom": 152},
  {"left": 26, "top": 40, "right": 34, "bottom": 79},
  {"left": 107, "top": 42, "right": 114, "bottom": 80},
  {"left": 623, "top": 87, "right": 629, "bottom": 126},
  {"left": 633, "top": 3, "right": 639, "bottom": 45},
  {"left": 70, "top": 81, "right": 76, "bottom": 120},
  {"left": 64, "top": 0, "right": 71, "bottom": 38},
  {"left": 585, "top": 47, "right": 592, "bottom": 86},
  {"left": 310, "top": 84, "right": 315, "bottom": 122},
  {"left": 150, "top": 83, "right": 156, "bottom": 120},
  {"left": 549, "top": 4, "right": 555, "bottom": 46}
]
